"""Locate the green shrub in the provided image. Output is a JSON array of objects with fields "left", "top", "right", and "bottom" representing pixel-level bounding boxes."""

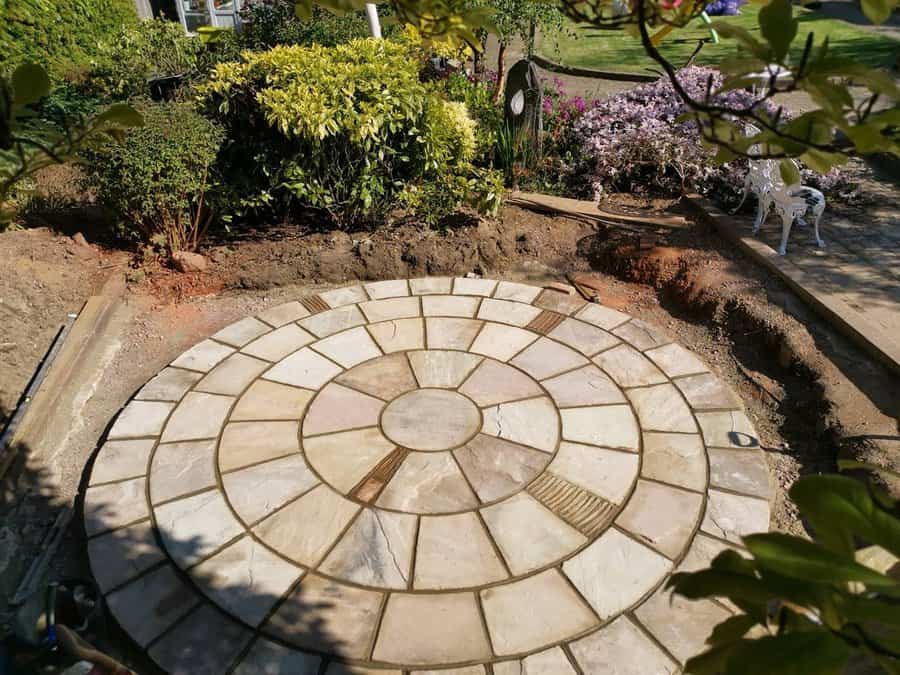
[
  {"left": 79, "top": 102, "right": 224, "bottom": 252},
  {"left": 0, "top": 0, "right": 137, "bottom": 76},
  {"left": 82, "top": 20, "right": 202, "bottom": 100},
  {"left": 440, "top": 71, "right": 503, "bottom": 165},
  {"left": 199, "top": 39, "right": 502, "bottom": 225}
]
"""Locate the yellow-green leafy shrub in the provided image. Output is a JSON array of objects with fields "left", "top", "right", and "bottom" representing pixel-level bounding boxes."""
[{"left": 199, "top": 39, "right": 501, "bottom": 225}]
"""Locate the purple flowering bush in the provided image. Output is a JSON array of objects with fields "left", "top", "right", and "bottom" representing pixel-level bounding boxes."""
[{"left": 704, "top": 0, "right": 746, "bottom": 16}]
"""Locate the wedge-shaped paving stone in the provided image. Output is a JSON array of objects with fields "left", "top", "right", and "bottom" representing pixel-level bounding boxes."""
[
  {"left": 470, "top": 323, "right": 537, "bottom": 361},
  {"left": 374, "top": 592, "right": 492, "bottom": 665},
  {"left": 542, "top": 365, "right": 625, "bottom": 407},
  {"left": 458, "top": 359, "right": 542, "bottom": 407},
  {"left": 626, "top": 384, "right": 697, "bottom": 433},
  {"left": 494, "top": 280, "right": 541, "bottom": 303},
  {"left": 170, "top": 339, "right": 234, "bottom": 372},
  {"left": 563, "top": 528, "right": 672, "bottom": 619},
  {"left": 695, "top": 410, "right": 760, "bottom": 449},
  {"left": 528, "top": 473, "right": 616, "bottom": 537},
  {"left": 549, "top": 317, "right": 620, "bottom": 356},
  {"left": 616, "top": 480, "right": 703, "bottom": 558},
  {"left": 231, "top": 380, "right": 314, "bottom": 421},
  {"left": 410, "top": 277, "right": 452, "bottom": 295},
  {"left": 421, "top": 294, "right": 480, "bottom": 318},
  {"left": 106, "top": 565, "right": 200, "bottom": 647},
  {"left": 150, "top": 439, "right": 217, "bottom": 503},
  {"left": 149, "top": 603, "right": 253, "bottom": 675},
  {"left": 88, "top": 519, "right": 165, "bottom": 592},
  {"left": 612, "top": 319, "right": 671, "bottom": 351},
  {"left": 481, "top": 569, "right": 597, "bottom": 656},
  {"left": 365, "top": 279, "right": 409, "bottom": 299},
  {"left": 192, "top": 537, "right": 303, "bottom": 626},
  {"left": 641, "top": 432, "right": 707, "bottom": 492},
  {"left": 382, "top": 390, "right": 480, "bottom": 451},
  {"left": 311, "top": 326, "right": 381, "bottom": 368},
  {"left": 453, "top": 277, "right": 497, "bottom": 296},
  {"left": 481, "top": 492, "right": 586, "bottom": 574},
  {"left": 256, "top": 300, "right": 310, "bottom": 327},
  {"left": 254, "top": 485, "right": 359, "bottom": 565},
  {"left": 196, "top": 353, "right": 270, "bottom": 396},
  {"left": 482, "top": 397, "right": 559, "bottom": 453},
  {"left": 408, "top": 350, "right": 481, "bottom": 388},
  {"left": 569, "top": 616, "right": 678, "bottom": 675},
  {"left": 533, "top": 289, "right": 585, "bottom": 315},
  {"left": 377, "top": 451, "right": 478, "bottom": 513},
  {"left": 368, "top": 318, "right": 424, "bottom": 353},
  {"left": 477, "top": 298, "right": 542, "bottom": 327},
  {"left": 425, "top": 317, "right": 482, "bottom": 350},
  {"left": 320, "top": 508, "right": 416, "bottom": 588},
  {"left": 90, "top": 438, "right": 155, "bottom": 485},
  {"left": 708, "top": 448, "right": 771, "bottom": 498},
  {"left": 223, "top": 453, "right": 320, "bottom": 524},
  {"left": 335, "top": 352, "right": 417, "bottom": 400},
  {"left": 560, "top": 405, "right": 639, "bottom": 451},
  {"left": 413, "top": 668, "right": 485, "bottom": 675},
  {"left": 265, "top": 573, "right": 382, "bottom": 659},
  {"left": 593, "top": 343, "right": 667, "bottom": 388},
  {"left": 155, "top": 490, "right": 244, "bottom": 568},
  {"left": 320, "top": 285, "right": 367, "bottom": 308},
  {"left": 634, "top": 585, "right": 732, "bottom": 665},
  {"left": 303, "top": 383, "right": 384, "bottom": 436},
  {"left": 160, "top": 392, "right": 232, "bottom": 443},
  {"left": 645, "top": 343, "right": 709, "bottom": 378},
  {"left": 213, "top": 317, "right": 271, "bottom": 348},
  {"left": 701, "top": 489, "right": 770, "bottom": 543},
  {"left": 233, "top": 638, "right": 321, "bottom": 675},
  {"left": 136, "top": 367, "right": 201, "bottom": 402},
  {"left": 108, "top": 401, "right": 173, "bottom": 439},
  {"left": 264, "top": 347, "right": 343, "bottom": 389},
  {"left": 675, "top": 372, "right": 741, "bottom": 410},
  {"left": 360, "top": 296, "right": 420, "bottom": 322},
  {"left": 327, "top": 665, "right": 401, "bottom": 675},
  {"left": 84, "top": 478, "right": 148, "bottom": 536},
  {"left": 548, "top": 442, "right": 639, "bottom": 504},
  {"left": 511, "top": 337, "right": 588, "bottom": 380},
  {"left": 242, "top": 324, "right": 315, "bottom": 362},
  {"left": 219, "top": 421, "right": 300, "bottom": 472},
  {"left": 496, "top": 648, "right": 578, "bottom": 675},
  {"left": 414, "top": 511, "right": 508, "bottom": 589},
  {"left": 679, "top": 532, "right": 745, "bottom": 573},
  {"left": 453, "top": 434, "right": 548, "bottom": 502},
  {"left": 575, "top": 303, "right": 630, "bottom": 330},
  {"left": 299, "top": 305, "right": 366, "bottom": 337},
  {"left": 304, "top": 427, "right": 396, "bottom": 492}
]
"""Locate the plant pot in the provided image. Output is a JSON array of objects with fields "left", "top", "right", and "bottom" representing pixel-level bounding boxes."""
[{"left": 147, "top": 73, "right": 186, "bottom": 102}]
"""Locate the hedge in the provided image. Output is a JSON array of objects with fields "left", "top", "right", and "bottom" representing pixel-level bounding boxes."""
[{"left": 0, "top": 0, "right": 138, "bottom": 75}]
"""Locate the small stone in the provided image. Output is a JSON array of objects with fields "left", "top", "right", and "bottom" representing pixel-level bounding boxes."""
[{"left": 171, "top": 251, "right": 208, "bottom": 273}]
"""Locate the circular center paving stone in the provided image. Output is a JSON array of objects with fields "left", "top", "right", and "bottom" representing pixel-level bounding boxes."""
[
  {"left": 84, "top": 278, "right": 772, "bottom": 675},
  {"left": 380, "top": 388, "right": 482, "bottom": 451}
]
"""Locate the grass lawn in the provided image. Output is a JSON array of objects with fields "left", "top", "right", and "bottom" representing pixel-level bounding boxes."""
[{"left": 538, "top": 4, "right": 899, "bottom": 74}]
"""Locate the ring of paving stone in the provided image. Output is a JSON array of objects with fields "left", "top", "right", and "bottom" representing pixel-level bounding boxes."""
[{"left": 84, "top": 278, "right": 772, "bottom": 674}]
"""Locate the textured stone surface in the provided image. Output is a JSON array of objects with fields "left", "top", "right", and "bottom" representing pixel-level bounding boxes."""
[
  {"left": 533, "top": 289, "right": 585, "bottom": 315},
  {"left": 311, "top": 326, "right": 381, "bottom": 368},
  {"left": 615, "top": 480, "right": 704, "bottom": 558},
  {"left": 425, "top": 317, "right": 483, "bottom": 350},
  {"left": 695, "top": 410, "right": 760, "bottom": 449},
  {"left": 453, "top": 277, "right": 497, "bottom": 296},
  {"left": 150, "top": 439, "right": 217, "bottom": 503},
  {"left": 264, "top": 348, "right": 343, "bottom": 389},
  {"left": 641, "top": 433, "right": 707, "bottom": 492},
  {"left": 242, "top": 324, "right": 315, "bottom": 362},
  {"left": 160, "top": 392, "right": 233, "bottom": 443},
  {"left": 88, "top": 520, "right": 165, "bottom": 592},
  {"left": 477, "top": 298, "right": 542, "bottom": 326},
  {"left": 675, "top": 372, "right": 741, "bottom": 410},
  {"left": 549, "top": 318, "right": 620, "bottom": 356},
  {"left": 256, "top": 301, "right": 309, "bottom": 327},
  {"left": 85, "top": 478, "right": 149, "bottom": 536},
  {"left": 645, "top": 343, "right": 709, "bottom": 378},
  {"left": 414, "top": 512, "right": 507, "bottom": 589},
  {"left": 560, "top": 405, "right": 639, "bottom": 451},
  {"left": 575, "top": 303, "right": 630, "bottom": 330},
  {"left": 303, "top": 383, "right": 384, "bottom": 436},
  {"left": 701, "top": 489, "right": 770, "bottom": 542},
  {"left": 367, "top": 318, "right": 425, "bottom": 353},
  {"left": 170, "top": 339, "right": 234, "bottom": 372},
  {"left": 149, "top": 604, "right": 253, "bottom": 675},
  {"left": 627, "top": 384, "right": 697, "bottom": 433},
  {"left": 108, "top": 401, "right": 173, "bottom": 439},
  {"left": 542, "top": 364, "right": 625, "bottom": 407},
  {"left": 458, "top": 359, "right": 542, "bottom": 407},
  {"left": 548, "top": 443, "right": 639, "bottom": 504},
  {"left": 494, "top": 281, "right": 541, "bottom": 303},
  {"left": 511, "top": 337, "right": 588, "bottom": 380},
  {"left": 154, "top": 490, "right": 244, "bottom": 568},
  {"left": 90, "top": 438, "right": 156, "bottom": 485},
  {"left": 708, "top": 448, "right": 771, "bottom": 498},
  {"left": 359, "top": 296, "right": 420, "bottom": 322},
  {"left": 231, "top": 380, "right": 314, "bottom": 421},
  {"left": 299, "top": 305, "right": 366, "bottom": 337},
  {"left": 336, "top": 352, "right": 417, "bottom": 400},
  {"left": 421, "top": 294, "right": 480, "bottom": 318},
  {"left": 304, "top": 427, "right": 396, "bottom": 492},
  {"left": 377, "top": 451, "right": 478, "bottom": 513},
  {"left": 136, "top": 367, "right": 202, "bottom": 401},
  {"left": 453, "top": 435, "right": 548, "bottom": 502},
  {"left": 320, "top": 285, "right": 367, "bottom": 308},
  {"left": 612, "top": 319, "right": 671, "bottom": 351},
  {"left": 470, "top": 323, "right": 538, "bottom": 361},
  {"left": 365, "top": 279, "right": 409, "bottom": 299},
  {"left": 196, "top": 353, "right": 270, "bottom": 396},
  {"left": 213, "top": 317, "right": 271, "bottom": 348},
  {"left": 569, "top": 616, "right": 678, "bottom": 675},
  {"left": 219, "top": 421, "right": 300, "bottom": 472},
  {"left": 382, "top": 389, "right": 480, "bottom": 451},
  {"left": 410, "top": 276, "right": 453, "bottom": 295},
  {"left": 594, "top": 344, "right": 667, "bottom": 387},
  {"left": 233, "top": 639, "right": 321, "bottom": 675},
  {"left": 408, "top": 350, "right": 481, "bottom": 388},
  {"left": 223, "top": 454, "right": 319, "bottom": 524},
  {"left": 482, "top": 397, "right": 559, "bottom": 453}
]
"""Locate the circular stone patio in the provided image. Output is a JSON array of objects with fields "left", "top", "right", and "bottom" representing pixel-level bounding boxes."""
[{"left": 84, "top": 278, "right": 772, "bottom": 675}]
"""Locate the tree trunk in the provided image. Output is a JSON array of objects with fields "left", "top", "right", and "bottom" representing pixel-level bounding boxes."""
[{"left": 492, "top": 42, "right": 507, "bottom": 104}]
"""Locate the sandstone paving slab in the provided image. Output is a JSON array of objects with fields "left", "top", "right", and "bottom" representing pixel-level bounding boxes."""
[
  {"left": 320, "top": 285, "right": 367, "bottom": 308},
  {"left": 90, "top": 438, "right": 156, "bottom": 485},
  {"left": 458, "top": 359, "right": 543, "bottom": 407},
  {"left": 421, "top": 294, "right": 480, "bottom": 318},
  {"left": 299, "top": 305, "right": 366, "bottom": 337},
  {"left": 241, "top": 324, "right": 315, "bottom": 362},
  {"left": 233, "top": 639, "right": 321, "bottom": 675},
  {"left": 312, "top": 326, "right": 382, "bottom": 368},
  {"left": 106, "top": 564, "right": 201, "bottom": 647},
  {"left": 510, "top": 337, "right": 588, "bottom": 380},
  {"left": 320, "top": 508, "right": 416, "bottom": 589},
  {"left": 453, "top": 276, "right": 497, "bottom": 297},
  {"left": 409, "top": 276, "right": 452, "bottom": 295},
  {"left": 150, "top": 439, "right": 217, "bottom": 504},
  {"left": 494, "top": 280, "right": 541, "bottom": 303},
  {"left": 481, "top": 492, "right": 586, "bottom": 574},
  {"left": 154, "top": 490, "right": 245, "bottom": 569},
  {"left": 612, "top": 319, "right": 671, "bottom": 351},
  {"left": 108, "top": 401, "right": 173, "bottom": 440},
  {"left": 575, "top": 303, "right": 630, "bottom": 330},
  {"left": 645, "top": 343, "right": 709, "bottom": 378},
  {"left": 408, "top": 350, "right": 482, "bottom": 388},
  {"left": 626, "top": 384, "right": 697, "bottom": 433},
  {"left": 615, "top": 480, "right": 704, "bottom": 559},
  {"left": 367, "top": 318, "right": 425, "bottom": 353},
  {"left": 303, "top": 383, "right": 385, "bottom": 436},
  {"left": 254, "top": 484, "right": 359, "bottom": 565},
  {"left": 480, "top": 569, "right": 597, "bottom": 656},
  {"left": 453, "top": 434, "right": 548, "bottom": 502},
  {"left": 641, "top": 432, "right": 707, "bottom": 493},
  {"left": 359, "top": 296, "right": 420, "bottom": 323},
  {"left": 85, "top": 478, "right": 149, "bottom": 536},
  {"left": 533, "top": 289, "right": 585, "bottom": 315},
  {"left": 335, "top": 352, "right": 418, "bottom": 400},
  {"left": 377, "top": 451, "right": 478, "bottom": 513},
  {"left": 695, "top": 410, "right": 760, "bottom": 449},
  {"left": 213, "top": 317, "right": 271, "bottom": 348},
  {"left": 160, "top": 392, "right": 233, "bottom": 443},
  {"left": 373, "top": 592, "right": 492, "bottom": 664},
  {"left": 170, "top": 339, "right": 234, "bottom": 372},
  {"left": 548, "top": 317, "right": 620, "bottom": 356},
  {"left": 477, "top": 298, "right": 542, "bottom": 326},
  {"left": 548, "top": 442, "right": 639, "bottom": 504},
  {"left": 326, "top": 665, "right": 401, "bottom": 675},
  {"left": 425, "top": 317, "right": 483, "bottom": 350},
  {"left": 223, "top": 453, "right": 320, "bottom": 524},
  {"left": 414, "top": 512, "right": 508, "bottom": 589},
  {"left": 494, "top": 647, "right": 577, "bottom": 674},
  {"left": 568, "top": 616, "right": 678, "bottom": 675},
  {"left": 136, "top": 367, "right": 202, "bottom": 402},
  {"left": 413, "top": 667, "right": 485, "bottom": 675},
  {"left": 701, "top": 489, "right": 770, "bottom": 543},
  {"left": 219, "top": 421, "right": 300, "bottom": 473},
  {"left": 365, "top": 279, "right": 410, "bottom": 299},
  {"left": 263, "top": 347, "right": 343, "bottom": 390},
  {"left": 482, "top": 397, "right": 559, "bottom": 453},
  {"left": 594, "top": 344, "right": 667, "bottom": 388},
  {"left": 304, "top": 427, "right": 396, "bottom": 493},
  {"left": 256, "top": 300, "right": 310, "bottom": 327},
  {"left": 231, "top": 379, "right": 314, "bottom": 421},
  {"left": 678, "top": 532, "right": 745, "bottom": 573},
  {"left": 382, "top": 389, "right": 480, "bottom": 451},
  {"left": 196, "top": 353, "right": 270, "bottom": 396},
  {"left": 675, "top": 372, "right": 742, "bottom": 410},
  {"left": 88, "top": 520, "right": 166, "bottom": 592},
  {"left": 560, "top": 405, "right": 639, "bottom": 451},
  {"left": 708, "top": 448, "right": 771, "bottom": 499},
  {"left": 470, "top": 323, "right": 538, "bottom": 361}
]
